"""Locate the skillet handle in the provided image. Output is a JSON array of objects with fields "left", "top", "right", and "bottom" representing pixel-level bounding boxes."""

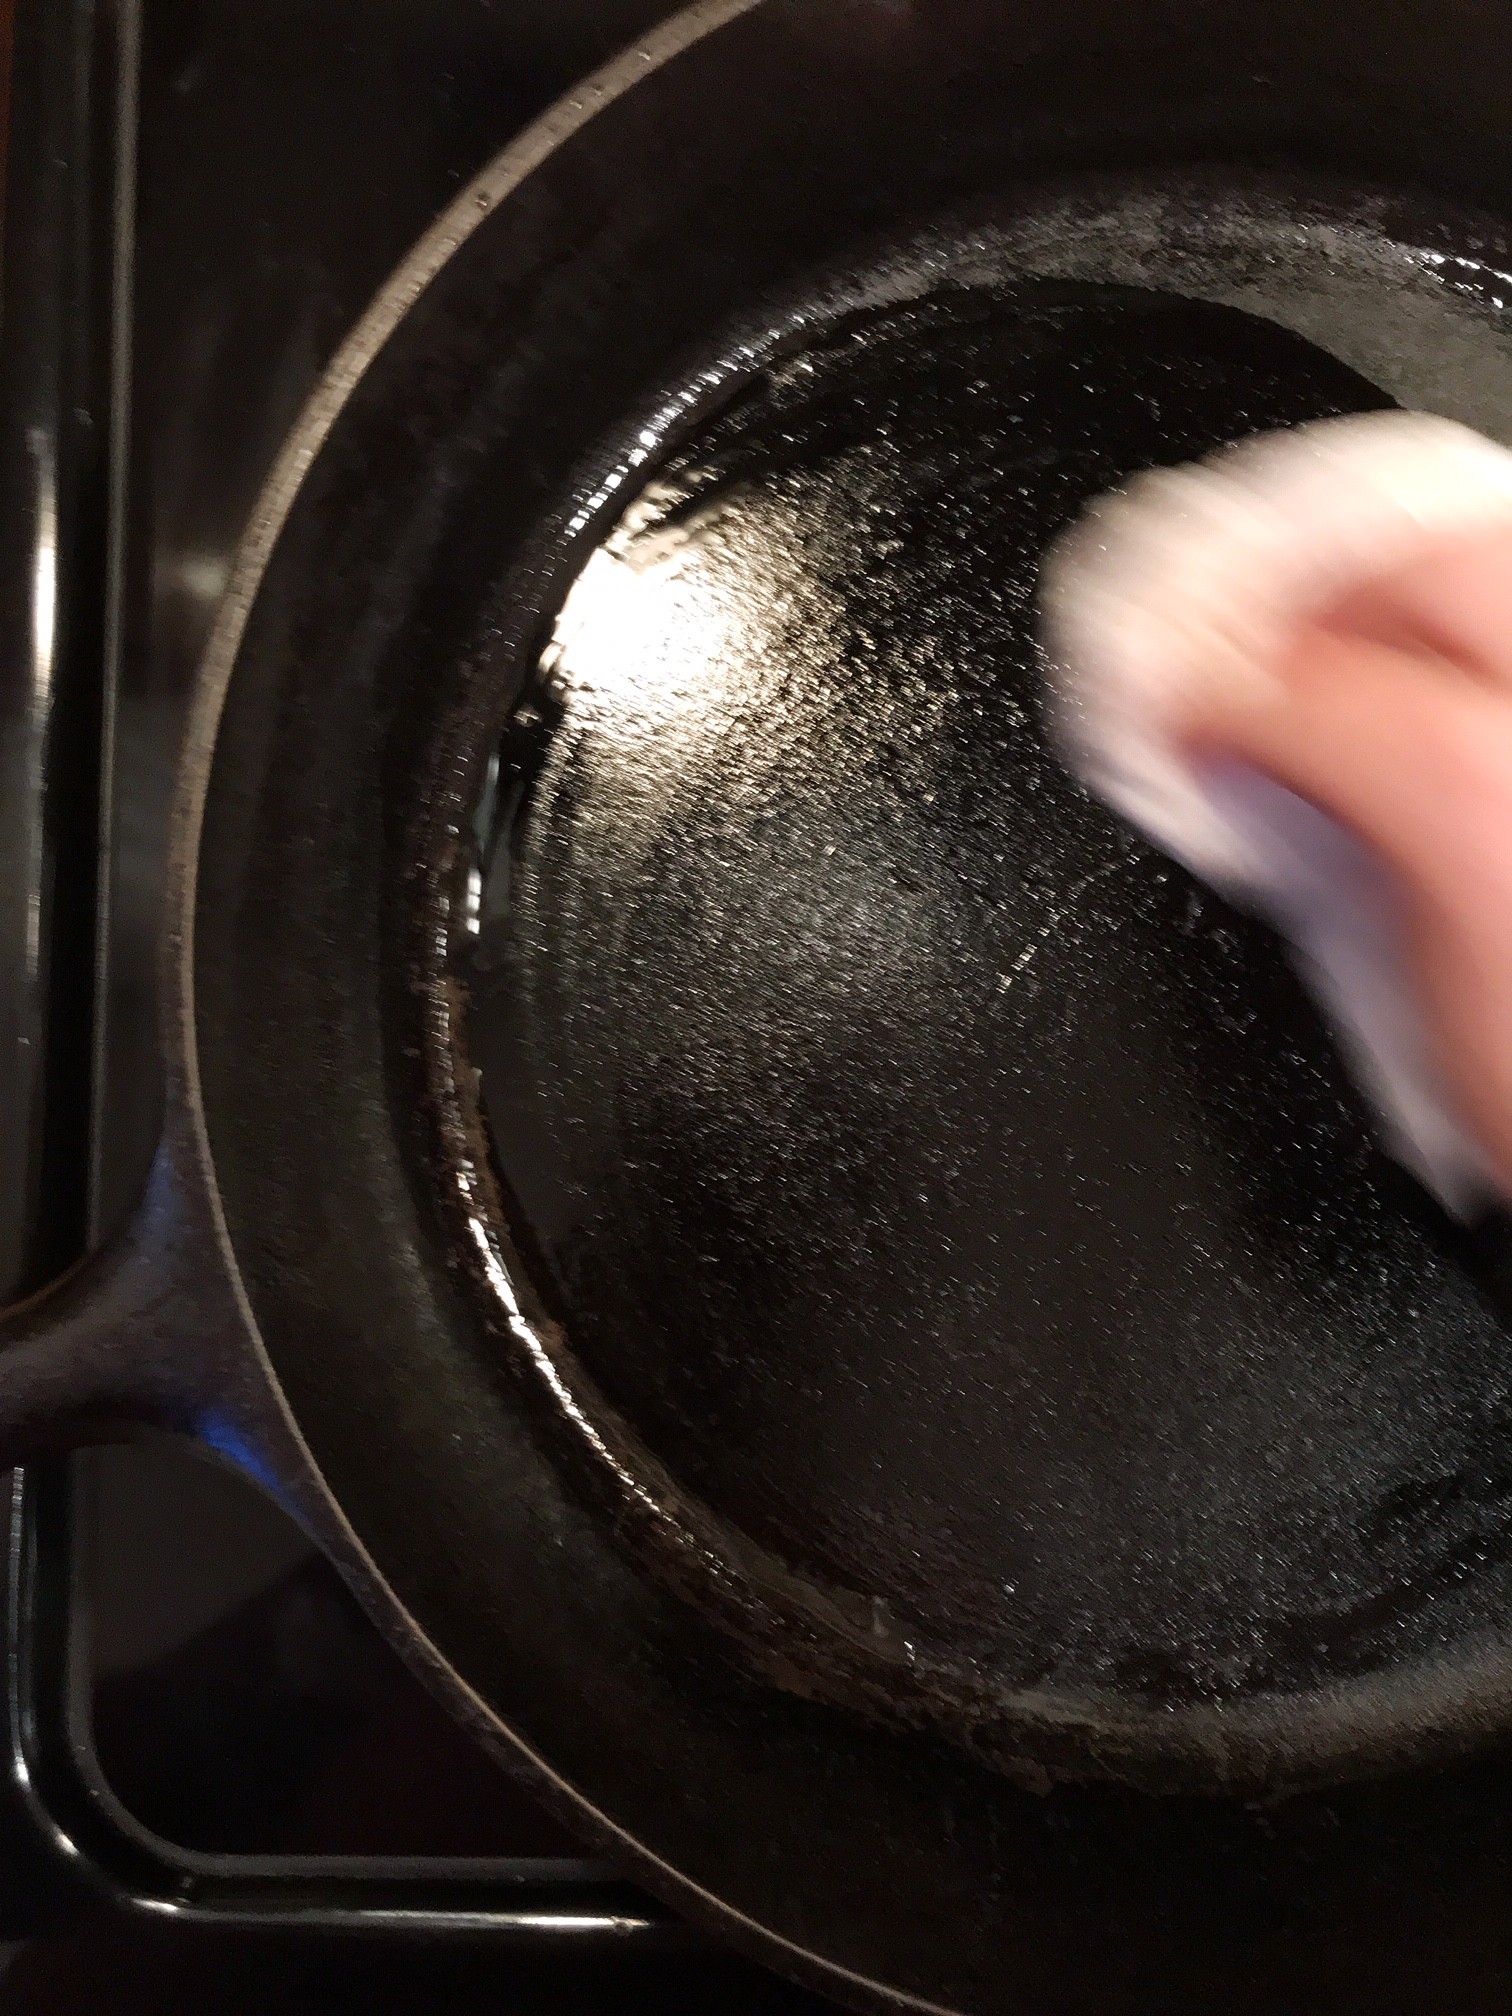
[{"left": 0, "top": 1144, "right": 229, "bottom": 1459}]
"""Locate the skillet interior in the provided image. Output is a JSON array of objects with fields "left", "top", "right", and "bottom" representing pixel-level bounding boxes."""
[{"left": 466, "top": 256, "right": 1512, "bottom": 1730}]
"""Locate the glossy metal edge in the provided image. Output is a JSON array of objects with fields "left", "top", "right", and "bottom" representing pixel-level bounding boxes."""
[
  {"left": 0, "top": 0, "right": 117, "bottom": 1303},
  {"left": 1, "top": 1464, "right": 673, "bottom": 1939}
]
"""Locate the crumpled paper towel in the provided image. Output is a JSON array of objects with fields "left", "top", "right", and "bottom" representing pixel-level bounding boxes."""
[{"left": 1040, "top": 410, "right": 1512, "bottom": 1215}]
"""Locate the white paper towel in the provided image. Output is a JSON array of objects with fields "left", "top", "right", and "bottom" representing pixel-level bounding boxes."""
[{"left": 1040, "top": 410, "right": 1512, "bottom": 1215}]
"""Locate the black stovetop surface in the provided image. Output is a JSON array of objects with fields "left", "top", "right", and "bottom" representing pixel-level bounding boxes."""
[{"left": 0, "top": 0, "right": 832, "bottom": 2004}]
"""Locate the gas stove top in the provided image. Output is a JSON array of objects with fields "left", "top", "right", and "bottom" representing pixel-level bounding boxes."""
[{"left": 0, "top": 1, "right": 833, "bottom": 2003}]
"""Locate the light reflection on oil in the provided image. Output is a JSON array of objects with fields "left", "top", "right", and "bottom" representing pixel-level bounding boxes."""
[{"left": 541, "top": 493, "right": 764, "bottom": 738}]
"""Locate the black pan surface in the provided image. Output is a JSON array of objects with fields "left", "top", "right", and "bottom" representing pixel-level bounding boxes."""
[
  {"left": 470, "top": 272, "right": 1512, "bottom": 1728},
  {"left": 187, "top": 2, "right": 1512, "bottom": 2007}
]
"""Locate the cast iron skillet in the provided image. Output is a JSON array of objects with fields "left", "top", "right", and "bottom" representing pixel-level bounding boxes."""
[{"left": 15, "top": 0, "right": 1512, "bottom": 2007}]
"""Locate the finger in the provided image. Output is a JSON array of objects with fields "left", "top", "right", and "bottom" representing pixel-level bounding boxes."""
[
  {"left": 1313, "top": 523, "right": 1512, "bottom": 690},
  {"left": 1185, "top": 629, "right": 1512, "bottom": 1190}
]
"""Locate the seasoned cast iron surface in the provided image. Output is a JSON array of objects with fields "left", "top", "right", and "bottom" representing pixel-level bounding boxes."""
[{"left": 468, "top": 276, "right": 1512, "bottom": 1715}]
